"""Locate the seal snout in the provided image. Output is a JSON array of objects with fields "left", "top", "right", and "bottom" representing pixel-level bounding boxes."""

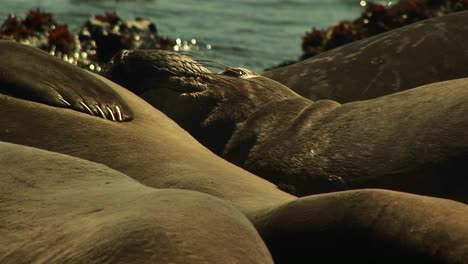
[{"left": 105, "top": 49, "right": 214, "bottom": 94}]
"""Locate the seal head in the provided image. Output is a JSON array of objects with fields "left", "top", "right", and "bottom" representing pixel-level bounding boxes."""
[{"left": 104, "top": 49, "right": 298, "bottom": 153}]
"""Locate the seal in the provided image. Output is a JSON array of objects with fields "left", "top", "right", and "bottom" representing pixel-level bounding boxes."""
[
  {"left": 2, "top": 41, "right": 468, "bottom": 263},
  {"left": 255, "top": 189, "right": 468, "bottom": 264},
  {"left": 0, "top": 40, "right": 132, "bottom": 121},
  {"left": 263, "top": 11, "right": 468, "bottom": 103},
  {"left": 104, "top": 49, "right": 468, "bottom": 202},
  {"left": 0, "top": 141, "right": 273, "bottom": 263}
]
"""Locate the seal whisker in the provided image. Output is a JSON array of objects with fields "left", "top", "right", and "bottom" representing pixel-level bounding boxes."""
[
  {"left": 196, "top": 60, "right": 232, "bottom": 71},
  {"left": 150, "top": 64, "right": 179, "bottom": 76},
  {"left": 219, "top": 76, "right": 291, "bottom": 100},
  {"left": 150, "top": 63, "right": 213, "bottom": 83}
]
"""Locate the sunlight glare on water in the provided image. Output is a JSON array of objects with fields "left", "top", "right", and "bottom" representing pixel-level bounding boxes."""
[{"left": 0, "top": 0, "right": 363, "bottom": 71}]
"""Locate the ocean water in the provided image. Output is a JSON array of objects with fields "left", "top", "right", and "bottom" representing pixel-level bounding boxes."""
[{"left": 0, "top": 0, "right": 363, "bottom": 71}]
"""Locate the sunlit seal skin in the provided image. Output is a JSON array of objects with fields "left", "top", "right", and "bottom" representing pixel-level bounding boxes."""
[
  {"left": 0, "top": 40, "right": 132, "bottom": 121},
  {"left": 105, "top": 49, "right": 468, "bottom": 202},
  {"left": 2, "top": 42, "right": 468, "bottom": 263},
  {"left": 255, "top": 189, "right": 468, "bottom": 264},
  {"left": 0, "top": 44, "right": 294, "bottom": 216},
  {"left": 0, "top": 141, "right": 273, "bottom": 264},
  {"left": 263, "top": 11, "right": 468, "bottom": 103}
]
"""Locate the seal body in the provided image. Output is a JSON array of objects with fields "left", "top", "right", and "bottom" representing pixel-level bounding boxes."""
[
  {"left": 263, "top": 11, "right": 468, "bottom": 103},
  {"left": 105, "top": 49, "right": 468, "bottom": 201},
  {"left": 224, "top": 77, "right": 468, "bottom": 199},
  {"left": 0, "top": 141, "right": 273, "bottom": 263},
  {"left": 0, "top": 42, "right": 295, "bottom": 216},
  {"left": 256, "top": 189, "right": 468, "bottom": 264},
  {"left": 3, "top": 42, "right": 468, "bottom": 263}
]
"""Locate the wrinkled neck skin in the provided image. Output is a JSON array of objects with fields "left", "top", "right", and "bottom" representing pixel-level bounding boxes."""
[{"left": 163, "top": 74, "right": 301, "bottom": 155}]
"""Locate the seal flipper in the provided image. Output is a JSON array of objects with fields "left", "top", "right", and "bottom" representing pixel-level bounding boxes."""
[{"left": 0, "top": 41, "right": 133, "bottom": 122}]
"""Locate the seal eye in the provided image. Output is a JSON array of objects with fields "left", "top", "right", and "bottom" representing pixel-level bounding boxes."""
[{"left": 221, "top": 67, "right": 248, "bottom": 77}]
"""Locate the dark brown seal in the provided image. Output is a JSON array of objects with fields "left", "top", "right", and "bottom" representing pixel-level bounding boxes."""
[
  {"left": 263, "top": 11, "right": 468, "bottom": 103},
  {"left": 2, "top": 42, "right": 468, "bottom": 263},
  {"left": 105, "top": 49, "right": 468, "bottom": 202},
  {"left": 255, "top": 189, "right": 468, "bottom": 264}
]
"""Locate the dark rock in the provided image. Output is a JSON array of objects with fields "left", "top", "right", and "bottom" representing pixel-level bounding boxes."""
[{"left": 0, "top": 9, "right": 175, "bottom": 73}]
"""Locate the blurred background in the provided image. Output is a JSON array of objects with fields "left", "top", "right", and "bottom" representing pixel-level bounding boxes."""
[{"left": 0, "top": 0, "right": 364, "bottom": 71}]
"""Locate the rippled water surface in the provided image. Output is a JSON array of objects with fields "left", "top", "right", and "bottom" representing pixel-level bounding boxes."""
[{"left": 1, "top": 0, "right": 363, "bottom": 71}]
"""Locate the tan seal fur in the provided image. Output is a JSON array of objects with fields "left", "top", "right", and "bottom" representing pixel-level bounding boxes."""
[
  {"left": 2, "top": 42, "right": 468, "bottom": 263},
  {"left": 263, "top": 11, "right": 468, "bottom": 103},
  {"left": 0, "top": 141, "right": 273, "bottom": 263}
]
